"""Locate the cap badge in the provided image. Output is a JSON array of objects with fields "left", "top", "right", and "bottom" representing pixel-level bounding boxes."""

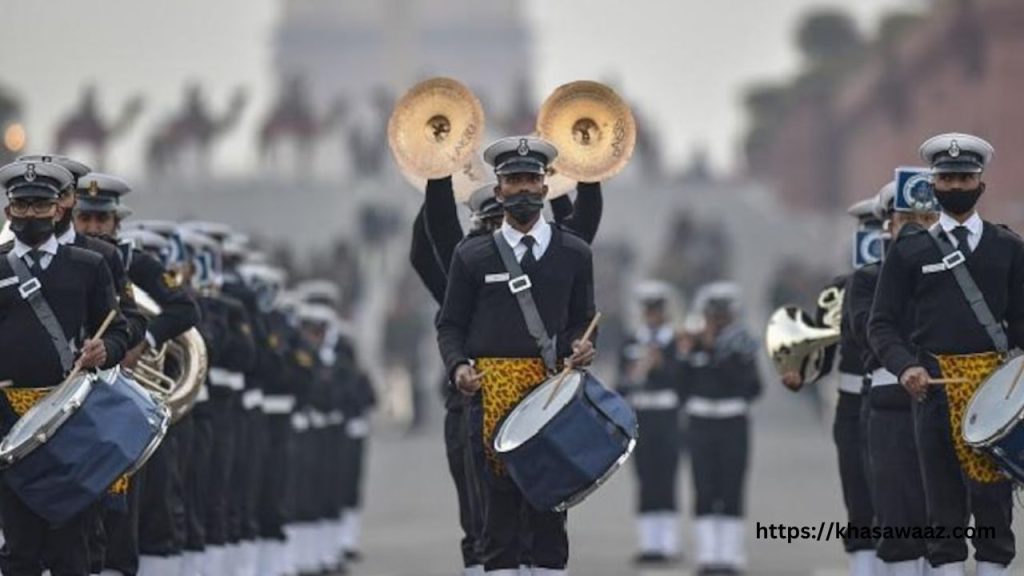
[
  {"left": 88, "top": 180, "right": 99, "bottom": 197},
  {"left": 24, "top": 163, "right": 37, "bottom": 182},
  {"left": 517, "top": 138, "right": 530, "bottom": 156},
  {"left": 949, "top": 139, "right": 961, "bottom": 158}
]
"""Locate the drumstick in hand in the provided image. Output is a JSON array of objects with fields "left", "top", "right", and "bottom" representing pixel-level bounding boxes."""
[
  {"left": 544, "top": 312, "right": 602, "bottom": 410},
  {"left": 67, "top": 309, "right": 118, "bottom": 381}
]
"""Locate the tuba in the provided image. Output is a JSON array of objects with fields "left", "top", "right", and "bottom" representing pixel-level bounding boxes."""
[
  {"left": 765, "top": 286, "right": 844, "bottom": 383},
  {"left": 128, "top": 288, "right": 208, "bottom": 423},
  {"left": 536, "top": 81, "right": 636, "bottom": 198},
  {"left": 387, "top": 77, "right": 488, "bottom": 202}
]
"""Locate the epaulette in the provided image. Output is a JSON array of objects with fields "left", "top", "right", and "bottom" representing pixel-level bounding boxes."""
[
  {"left": 996, "top": 223, "right": 1022, "bottom": 239},
  {"left": 893, "top": 225, "right": 933, "bottom": 259},
  {"left": 64, "top": 244, "right": 105, "bottom": 266}
]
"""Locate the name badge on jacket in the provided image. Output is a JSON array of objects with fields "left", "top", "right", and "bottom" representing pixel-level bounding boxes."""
[{"left": 485, "top": 273, "right": 510, "bottom": 284}]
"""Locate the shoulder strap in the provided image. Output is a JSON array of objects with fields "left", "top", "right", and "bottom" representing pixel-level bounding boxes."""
[
  {"left": 6, "top": 251, "right": 76, "bottom": 373},
  {"left": 491, "top": 230, "right": 558, "bottom": 373},
  {"left": 927, "top": 225, "right": 1009, "bottom": 355}
]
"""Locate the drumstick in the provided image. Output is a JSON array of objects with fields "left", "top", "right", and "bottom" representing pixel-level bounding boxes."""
[
  {"left": 544, "top": 312, "right": 602, "bottom": 410},
  {"left": 929, "top": 377, "right": 970, "bottom": 385},
  {"left": 1005, "top": 357, "right": 1024, "bottom": 400},
  {"left": 66, "top": 309, "right": 119, "bottom": 381}
]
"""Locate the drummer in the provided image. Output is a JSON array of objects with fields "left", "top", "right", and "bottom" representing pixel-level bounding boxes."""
[
  {"left": 0, "top": 160, "right": 131, "bottom": 576},
  {"left": 436, "top": 136, "right": 597, "bottom": 576},
  {"left": 869, "top": 133, "right": 1023, "bottom": 575}
]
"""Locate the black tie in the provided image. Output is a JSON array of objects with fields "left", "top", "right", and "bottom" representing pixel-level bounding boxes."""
[
  {"left": 520, "top": 235, "right": 537, "bottom": 272},
  {"left": 952, "top": 226, "right": 972, "bottom": 255},
  {"left": 27, "top": 250, "right": 43, "bottom": 272}
]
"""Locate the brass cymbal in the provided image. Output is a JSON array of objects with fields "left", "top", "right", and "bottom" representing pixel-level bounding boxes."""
[
  {"left": 388, "top": 77, "right": 485, "bottom": 181},
  {"left": 401, "top": 152, "right": 492, "bottom": 204},
  {"left": 536, "top": 81, "right": 636, "bottom": 182},
  {"left": 544, "top": 165, "right": 577, "bottom": 200}
]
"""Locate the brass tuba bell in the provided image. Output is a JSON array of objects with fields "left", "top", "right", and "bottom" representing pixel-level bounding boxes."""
[
  {"left": 765, "top": 303, "right": 841, "bottom": 384},
  {"left": 387, "top": 77, "right": 487, "bottom": 201},
  {"left": 128, "top": 287, "right": 209, "bottom": 423},
  {"left": 536, "top": 80, "right": 636, "bottom": 196}
]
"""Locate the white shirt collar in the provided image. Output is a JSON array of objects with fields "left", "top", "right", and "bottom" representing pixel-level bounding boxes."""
[
  {"left": 500, "top": 217, "right": 552, "bottom": 261},
  {"left": 57, "top": 227, "right": 76, "bottom": 245},
  {"left": 13, "top": 235, "right": 60, "bottom": 258},
  {"left": 938, "top": 211, "right": 983, "bottom": 249}
]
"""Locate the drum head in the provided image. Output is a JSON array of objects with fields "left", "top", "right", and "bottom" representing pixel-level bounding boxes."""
[
  {"left": 494, "top": 371, "right": 582, "bottom": 454},
  {"left": 0, "top": 373, "right": 94, "bottom": 464},
  {"left": 964, "top": 355, "right": 1024, "bottom": 446}
]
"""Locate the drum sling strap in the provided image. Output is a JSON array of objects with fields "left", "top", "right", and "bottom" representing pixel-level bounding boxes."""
[
  {"left": 491, "top": 230, "right": 557, "bottom": 374},
  {"left": 927, "top": 225, "right": 1008, "bottom": 483},
  {"left": 6, "top": 251, "right": 75, "bottom": 374}
]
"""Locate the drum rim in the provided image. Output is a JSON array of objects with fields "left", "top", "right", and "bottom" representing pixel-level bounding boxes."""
[
  {"left": 963, "top": 356, "right": 1024, "bottom": 447},
  {"left": 0, "top": 374, "right": 95, "bottom": 465},
  {"left": 493, "top": 370, "right": 584, "bottom": 454}
]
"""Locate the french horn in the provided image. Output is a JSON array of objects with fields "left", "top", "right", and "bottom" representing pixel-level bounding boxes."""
[
  {"left": 387, "top": 77, "right": 487, "bottom": 202},
  {"left": 536, "top": 80, "right": 636, "bottom": 197},
  {"left": 128, "top": 288, "right": 208, "bottom": 423},
  {"left": 765, "top": 287, "right": 844, "bottom": 384}
]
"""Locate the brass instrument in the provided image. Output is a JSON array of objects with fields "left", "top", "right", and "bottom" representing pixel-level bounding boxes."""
[
  {"left": 765, "top": 287, "right": 844, "bottom": 383},
  {"left": 536, "top": 80, "right": 636, "bottom": 197},
  {"left": 128, "top": 288, "right": 208, "bottom": 423},
  {"left": 387, "top": 77, "right": 486, "bottom": 201}
]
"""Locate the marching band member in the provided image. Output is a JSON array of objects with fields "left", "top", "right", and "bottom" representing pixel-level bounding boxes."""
[
  {"left": 437, "top": 136, "right": 597, "bottom": 576},
  {"left": 72, "top": 175, "right": 200, "bottom": 576},
  {"left": 869, "top": 134, "right": 1021, "bottom": 576},
  {"left": 682, "top": 282, "right": 761, "bottom": 576},
  {"left": 852, "top": 177, "right": 938, "bottom": 576},
  {"left": 782, "top": 200, "right": 882, "bottom": 576},
  {"left": 0, "top": 160, "right": 131, "bottom": 576},
  {"left": 617, "top": 280, "right": 683, "bottom": 565}
]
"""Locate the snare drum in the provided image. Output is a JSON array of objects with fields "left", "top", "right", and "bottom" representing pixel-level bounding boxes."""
[
  {"left": 0, "top": 368, "right": 170, "bottom": 525},
  {"left": 963, "top": 355, "right": 1024, "bottom": 483},
  {"left": 494, "top": 369, "right": 638, "bottom": 511}
]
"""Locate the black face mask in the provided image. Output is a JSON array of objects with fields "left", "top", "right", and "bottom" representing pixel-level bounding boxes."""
[
  {"left": 934, "top": 183, "right": 984, "bottom": 216},
  {"left": 10, "top": 217, "right": 55, "bottom": 246},
  {"left": 502, "top": 192, "right": 544, "bottom": 226}
]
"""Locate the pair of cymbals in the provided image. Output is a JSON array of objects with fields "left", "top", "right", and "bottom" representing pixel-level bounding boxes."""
[{"left": 387, "top": 77, "right": 636, "bottom": 201}]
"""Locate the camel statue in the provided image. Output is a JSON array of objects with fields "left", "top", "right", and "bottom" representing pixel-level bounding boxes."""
[
  {"left": 54, "top": 85, "right": 144, "bottom": 169},
  {"left": 258, "top": 76, "right": 347, "bottom": 172},
  {"left": 144, "top": 83, "right": 248, "bottom": 176}
]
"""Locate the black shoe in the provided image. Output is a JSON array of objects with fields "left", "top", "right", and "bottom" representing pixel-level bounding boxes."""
[
  {"left": 344, "top": 549, "right": 362, "bottom": 562},
  {"left": 634, "top": 551, "right": 668, "bottom": 565}
]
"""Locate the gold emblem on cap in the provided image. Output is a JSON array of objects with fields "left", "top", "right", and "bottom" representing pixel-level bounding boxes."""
[
  {"left": 88, "top": 180, "right": 99, "bottom": 197},
  {"left": 949, "top": 139, "right": 961, "bottom": 158},
  {"left": 24, "top": 163, "right": 37, "bottom": 182},
  {"left": 517, "top": 138, "right": 530, "bottom": 156}
]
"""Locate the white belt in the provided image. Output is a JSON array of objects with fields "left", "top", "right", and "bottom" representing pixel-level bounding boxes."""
[
  {"left": 346, "top": 417, "right": 370, "bottom": 438},
  {"left": 870, "top": 368, "right": 899, "bottom": 388},
  {"left": 208, "top": 368, "right": 245, "bottom": 391},
  {"left": 327, "top": 410, "right": 345, "bottom": 426},
  {"left": 242, "top": 388, "right": 263, "bottom": 410},
  {"left": 685, "top": 397, "right": 748, "bottom": 418},
  {"left": 262, "top": 394, "right": 295, "bottom": 414},
  {"left": 629, "top": 390, "right": 679, "bottom": 411},
  {"left": 291, "top": 412, "right": 310, "bottom": 432},
  {"left": 309, "top": 411, "right": 328, "bottom": 429},
  {"left": 838, "top": 372, "right": 864, "bottom": 394}
]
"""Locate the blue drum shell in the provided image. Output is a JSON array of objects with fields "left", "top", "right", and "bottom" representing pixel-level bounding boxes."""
[
  {"left": 3, "top": 375, "right": 163, "bottom": 526},
  {"left": 502, "top": 373, "right": 638, "bottom": 511},
  {"left": 989, "top": 423, "right": 1024, "bottom": 484}
]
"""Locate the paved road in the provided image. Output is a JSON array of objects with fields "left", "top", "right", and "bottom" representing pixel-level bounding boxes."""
[{"left": 353, "top": 378, "right": 1024, "bottom": 576}]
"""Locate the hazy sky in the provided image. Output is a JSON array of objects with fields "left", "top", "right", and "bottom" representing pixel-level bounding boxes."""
[{"left": 0, "top": 0, "right": 917, "bottom": 177}]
